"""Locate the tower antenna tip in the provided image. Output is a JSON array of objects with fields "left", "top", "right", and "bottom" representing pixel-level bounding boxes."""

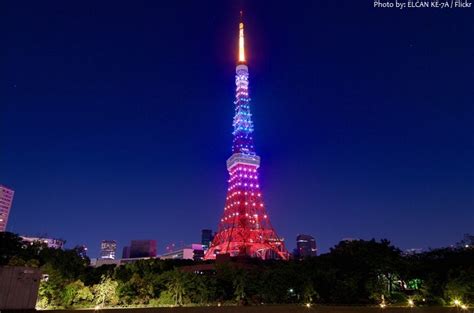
[{"left": 238, "top": 11, "right": 245, "bottom": 63}]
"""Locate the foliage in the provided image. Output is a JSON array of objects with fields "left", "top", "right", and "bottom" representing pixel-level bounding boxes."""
[
  {"left": 444, "top": 268, "right": 474, "bottom": 304},
  {"left": 162, "top": 269, "right": 191, "bottom": 306},
  {"left": 155, "top": 290, "right": 175, "bottom": 306},
  {"left": 117, "top": 272, "right": 154, "bottom": 304},
  {"left": 1, "top": 232, "right": 474, "bottom": 308},
  {"left": 232, "top": 268, "right": 247, "bottom": 303},
  {"left": 93, "top": 276, "right": 118, "bottom": 306},
  {"left": 302, "top": 280, "right": 318, "bottom": 303},
  {"left": 62, "top": 280, "right": 93, "bottom": 307}
]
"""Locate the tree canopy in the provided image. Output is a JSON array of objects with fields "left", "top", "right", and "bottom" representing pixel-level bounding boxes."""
[{"left": 1, "top": 232, "right": 472, "bottom": 308}]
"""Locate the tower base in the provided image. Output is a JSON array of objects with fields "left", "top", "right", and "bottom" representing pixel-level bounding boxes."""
[{"left": 204, "top": 228, "right": 289, "bottom": 260}]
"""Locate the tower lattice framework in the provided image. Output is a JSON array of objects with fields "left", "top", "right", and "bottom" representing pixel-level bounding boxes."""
[{"left": 204, "top": 18, "right": 289, "bottom": 260}]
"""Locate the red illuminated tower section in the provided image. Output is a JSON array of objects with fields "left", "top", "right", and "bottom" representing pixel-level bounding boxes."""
[{"left": 205, "top": 18, "right": 289, "bottom": 260}]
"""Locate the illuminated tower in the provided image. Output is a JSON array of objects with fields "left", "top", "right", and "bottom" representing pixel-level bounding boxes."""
[{"left": 205, "top": 16, "right": 288, "bottom": 260}]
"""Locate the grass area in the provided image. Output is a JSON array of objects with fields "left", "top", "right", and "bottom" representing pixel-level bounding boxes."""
[{"left": 42, "top": 305, "right": 465, "bottom": 313}]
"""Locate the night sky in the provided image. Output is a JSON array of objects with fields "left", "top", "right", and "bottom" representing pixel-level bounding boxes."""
[{"left": 2, "top": 1, "right": 473, "bottom": 258}]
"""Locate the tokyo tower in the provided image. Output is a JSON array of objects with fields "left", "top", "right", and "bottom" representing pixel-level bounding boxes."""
[{"left": 205, "top": 16, "right": 289, "bottom": 260}]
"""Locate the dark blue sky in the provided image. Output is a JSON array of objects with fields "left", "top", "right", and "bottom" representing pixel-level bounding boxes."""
[{"left": 2, "top": 1, "right": 473, "bottom": 258}]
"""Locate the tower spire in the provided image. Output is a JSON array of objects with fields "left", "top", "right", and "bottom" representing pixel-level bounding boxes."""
[{"left": 239, "top": 11, "right": 246, "bottom": 63}]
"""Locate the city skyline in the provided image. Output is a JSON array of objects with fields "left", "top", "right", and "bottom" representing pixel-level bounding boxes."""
[{"left": 2, "top": 1, "right": 473, "bottom": 258}]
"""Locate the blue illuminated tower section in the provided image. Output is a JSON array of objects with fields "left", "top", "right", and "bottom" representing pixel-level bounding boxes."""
[{"left": 205, "top": 18, "right": 288, "bottom": 260}]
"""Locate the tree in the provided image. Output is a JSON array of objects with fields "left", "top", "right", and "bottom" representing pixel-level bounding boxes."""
[
  {"left": 302, "top": 281, "right": 318, "bottom": 304},
  {"left": 117, "top": 272, "right": 154, "bottom": 304},
  {"left": 74, "top": 282, "right": 94, "bottom": 305},
  {"left": 214, "top": 263, "right": 235, "bottom": 301},
  {"left": 408, "top": 248, "right": 474, "bottom": 305},
  {"left": 0, "top": 232, "right": 25, "bottom": 265},
  {"left": 444, "top": 268, "right": 474, "bottom": 304},
  {"left": 188, "top": 274, "right": 216, "bottom": 305},
  {"left": 163, "top": 269, "right": 190, "bottom": 306},
  {"left": 93, "top": 276, "right": 118, "bottom": 307},
  {"left": 62, "top": 281, "right": 81, "bottom": 307},
  {"left": 39, "top": 262, "right": 67, "bottom": 308},
  {"left": 324, "top": 239, "right": 403, "bottom": 304},
  {"left": 233, "top": 269, "right": 247, "bottom": 304},
  {"left": 62, "top": 280, "right": 93, "bottom": 308}
]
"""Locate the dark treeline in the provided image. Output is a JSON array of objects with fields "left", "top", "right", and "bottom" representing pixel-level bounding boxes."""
[{"left": 1, "top": 232, "right": 473, "bottom": 308}]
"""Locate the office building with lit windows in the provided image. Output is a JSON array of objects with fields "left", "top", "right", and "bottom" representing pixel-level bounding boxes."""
[
  {"left": 0, "top": 185, "right": 14, "bottom": 232},
  {"left": 100, "top": 240, "right": 117, "bottom": 259},
  {"left": 296, "top": 234, "right": 317, "bottom": 258}
]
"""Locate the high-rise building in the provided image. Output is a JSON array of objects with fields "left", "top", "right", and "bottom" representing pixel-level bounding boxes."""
[
  {"left": 0, "top": 185, "right": 14, "bottom": 232},
  {"left": 201, "top": 229, "right": 214, "bottom": 249},
  {"left": 74, "top": 245, "right": 88, "bottom": 258},
  {"left": 204, "top": 16, "right": 288, "bottom": 260},
  {"left": 122, "top": 246, "right": 131, "bottom": 259},
  {"left": 21, "top": 236, "right": 65, "bottom": 249},
  {"left": 296, "top": 234, "right": 317, "bottom": 258},
  {"left": 129, "top": 240, "right": 157, "bottom": 258},
  {"left": 100, "top": 240, "right": 117, "bottom": 259}
]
